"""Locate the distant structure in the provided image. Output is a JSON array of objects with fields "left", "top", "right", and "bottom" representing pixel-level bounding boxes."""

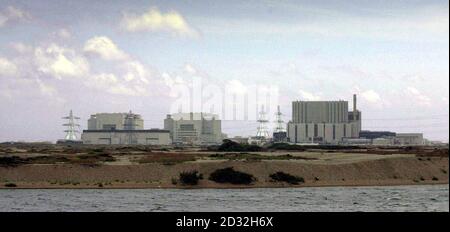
[
  {"left": 359, "top": 130, "right": 396, "bottom": 140},
  {"left": 287, "top": 94, "right": 361, "bottom": 144},
  {"left": 164, "top": 112, "right": 223, "bottom": 145},
  {"left": 248, "top": 105, "right": 270, "bottom": 145},
  {"left": 394, "top": 133, "right": 424, "bottom": 146},
  {"left": 81, "top": 111, "right": 170, "bottom": 145},
  {"left": 256, "top": 105, "right": 270, "bottom": 138},
  {"left": 57, "top": 110, "right": 82, "bottom": 144},
  {"left": 87, "top": 112, "right": 144, "bottom": 130},
  {"left": 273, "top": 105, "right": 287, "bottom": 143},
  {"left": 63, "top": 110, "right": 80, "bottom": 141}
]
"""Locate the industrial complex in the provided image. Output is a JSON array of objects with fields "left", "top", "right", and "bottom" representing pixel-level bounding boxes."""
[
  {"left": 286, "top": 94, "right": 361, "bottom": 144},
  {"left": 61, "top": 94, "right": 429, "bottom": 146},
  {"left": 80, "top": 111, "right": 171, "bottom": 145}
]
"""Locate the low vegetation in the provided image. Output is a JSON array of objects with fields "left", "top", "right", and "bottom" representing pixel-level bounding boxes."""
[
  {"left": 179, "top": 170, "right": 203, "bottom": 185},
  {"left": 213, "top": 140, "right": 264, "bottom": 152},
  {"left": 209, "top": 167, "right": 255, "bottom": 185},
  {"left": 0, "top": 153, "right": 115, "bottom": 167},
  {"left": 4, "top": 183, "right": 17, "bottom": 187},
  {"left": 136, "top": 152, "right": 198, "bottom": 164},
  {"left": 0, "top": 156, "right": 26, "bottom": 167},
  {"left": 209, "top": 153, "right": 316, "bottom": 161},
  {"left": 269, "top": 172, "right": 305, "bottom": 185}
]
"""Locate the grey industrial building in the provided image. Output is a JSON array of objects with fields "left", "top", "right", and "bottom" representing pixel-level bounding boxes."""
[
  {"left": 164, "top": 112, "right": 223, "bottom": 145},
  {"left": 287, "top": 94, "right": 361, "bottom": 144},
  {"left": 81, "top": 111, "right": 171, "bottom": 145}
]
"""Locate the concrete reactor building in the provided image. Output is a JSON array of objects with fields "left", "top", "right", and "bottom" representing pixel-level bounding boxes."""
[
  {"left": 287, "top": 94, "right": 361, "bottom": 144},
  {"left": 81, "top": 111, "right": 171, "bottom": 145},
  {"left": 164, "top": 112, "right": 223, "bottom": 145}
]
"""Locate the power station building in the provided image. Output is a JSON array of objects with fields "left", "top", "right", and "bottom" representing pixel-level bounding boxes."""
[
  {"left": 164, "top": 112, "right": 223, "bottom": 145},
  {"left": 81, "top": 111, "right": 171, "bottom": 145},
  {"left": 287, "top": 94, "right": 361, "bottom": 144}
]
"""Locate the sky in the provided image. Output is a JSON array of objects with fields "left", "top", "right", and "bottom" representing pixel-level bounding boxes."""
[{"left": 0, "top": 0, "right": 448, "bottom": 142}]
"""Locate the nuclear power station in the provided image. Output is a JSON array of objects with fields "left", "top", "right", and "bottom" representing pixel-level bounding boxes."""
[
  {"left": 81, "top": 111, "right": 171, "bottom": 145},
  {"left": 164, "top": 112, "right": 224, "bottom": 145},
  {"left": 286, "top": 94, "right": 361, "bottom": 144},
  {"left": 68, "top": 93, "right": 426, "bottom": 146}
]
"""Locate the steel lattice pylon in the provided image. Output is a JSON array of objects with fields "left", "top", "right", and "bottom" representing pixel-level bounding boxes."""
[
  {"left": 62, "top": 110, "right": 80, "bottom": 141},
  {"left": 274, "top": 105, "right": 285, "bottom": 133},
  {"left": 256, "top": 105, "right": 270, "bottom": 138}
]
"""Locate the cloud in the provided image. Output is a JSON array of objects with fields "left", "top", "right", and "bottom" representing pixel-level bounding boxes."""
[
  {"left": 57, "top": 29, "right": 71, "bottom": 39},
  {"left": 34, "top": 44, "right": 90, "bottom": 79},
  {"left": 298, "top": 89, "right": 321, "bottom": 101},
  {"left": 361, "top": 89, "right": 381, "bottom": 103},
  {"left": 0, "top": 57, "right": 18, "bottom": 77},
  {"left": 83, "top": 36, "right": 128, "bottom": 61},
  {"left": 405, "top": 86, "right": 431, "bottom": 106},
  {"left": 10, "top": 42, "right": 33, "bottom": 53},
  {"left": 0, "top": 6, "right": 31, "bottom": 27},
  {"left": 120, "top": 7, "right": 198, "bottom": 37}
]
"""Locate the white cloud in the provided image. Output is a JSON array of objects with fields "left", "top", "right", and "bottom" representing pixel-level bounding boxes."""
[
  {"left": 227, "top": 79, "right": 247, "bottom": 95},
  {"left": 123, "top": 61, "right": 149, "bottom": 84},
  {"left": 361, "top": 89, "right": 381, "bottom": 103},
  {"left": 298, "top": 89, "right": 321, "bottom": 101},
  {"left": 83, "top": 36, "right": 128, "bottom": 61},
  {"left": 58, "top": 29, "right": 71, "bottom": 39},
  {"left": 120, "top": 7, "right": 198, "bottom": 37},
  {"left": 184, "top": 64, "right": 197, "bottom": 75},
  {"left": 0, "top": 6, "right": 31, "bottom": 27},
  {"left": 10, "top": 42, "right": 33, "bottom": 53},
  {"left": 36, "top": 79, "right": 57, "bottom": 97},
  {"left": 0, "top": 57, "right": 18, "bottom": 76},
  {"left": 34, "top": 44, "right": 90, "bottom": 79},
  {"left": 405, "top": 86, "right": 431, "bottom": 106}
]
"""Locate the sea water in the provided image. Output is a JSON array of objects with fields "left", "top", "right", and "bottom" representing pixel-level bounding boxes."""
[{"left": 0, "top": 185, "right": 448, "bottom": 212}]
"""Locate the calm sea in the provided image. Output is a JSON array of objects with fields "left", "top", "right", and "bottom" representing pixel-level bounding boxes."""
[{"left": 0, "top": 185, "right": 448, "bottom": 212}]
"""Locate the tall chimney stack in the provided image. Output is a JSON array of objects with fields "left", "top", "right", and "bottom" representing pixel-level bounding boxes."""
[{"left": 353, "top": 94, "right": 357, "bottom": 120}]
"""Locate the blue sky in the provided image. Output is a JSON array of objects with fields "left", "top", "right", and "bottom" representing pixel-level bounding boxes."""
[{"left": 0, "top": 0, "right": 448, "bottom": 142}]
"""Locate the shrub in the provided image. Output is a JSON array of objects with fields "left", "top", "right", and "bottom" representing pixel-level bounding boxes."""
[
  {"left": 216, "top": 140, "right": 263, "bottom": 152},
  {"left": 268, "top": 143, "right": 306, "bottom": 151},
  {"left": 179, "top": 170, "right": 203, "bottom": 185},
  {"left": 209, "top": 167, "right": 255, "bottom": 185},
  {"left": 4, "top": 183, "right": 17, "bottom": 187},
  {"left": 270, "top": 172, "right": 304, "bottom": 185},
  {"left": 0, "top": 156, "right": 26, "bottom": 167},
  {"left": 432, "top": 176, "right": 439, "bottom": 181}
]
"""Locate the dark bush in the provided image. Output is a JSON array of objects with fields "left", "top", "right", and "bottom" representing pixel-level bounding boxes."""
[
  {"left": 270, "top": 172, "right": 305, "bottom": 185},
  {"left": 4, "top": 183, "right": 17, "bottom": 187},
  {"left": 268, "top": 143, "right": 306, "bottom": 151},
  {"left": 432, "top": 176, "right": 439, "bottom": 181},
  {"left": 0, "top": 156, "right": 26, "bottom": 167},
  {"left": 216, "top": 140, "right": 263, "bottom": 152},
  {"left": 209, "top": 167, "right": 255, "bottom": 185},
  {"left": 179, "top": 170, "right": 203, "bottom": 185}
]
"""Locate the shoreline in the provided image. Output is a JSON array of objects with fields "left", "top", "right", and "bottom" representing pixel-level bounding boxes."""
[
  {"left": 1, "top": 144, "right": 448, "bottom": 190},
  {"left": 1, "top": 181, "right": 448, "bottom": 190},
  {"left": 1, "top": 156, "right": 448, "bottom": 189}
]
